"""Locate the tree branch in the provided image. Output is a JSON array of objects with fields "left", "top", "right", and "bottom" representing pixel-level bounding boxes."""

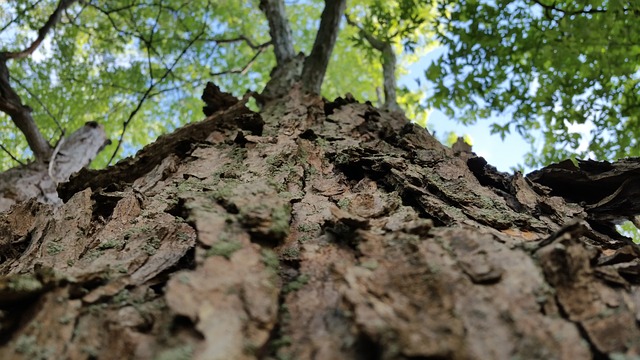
[
  {"left": 0, "top": 58, "right": 52, "bottom": 161},
  {"left": 529, "top": 0, "right": 608, "bottom": 17},
  {"left": 0, "top": 0, "right": 45, "bottom": 33},
  {"left": 87, "top": 3, "right": 176, "bottom": 76},
  {"left": 145, "top": 5, "right": 164, "bottom": 80},
  {"left": 3, "top": 0, "right": 77, "bottom": 60},
  {"left": 259, "top": 0, "right": 296, "bottom": 65},
  {"left": 0, "top": 0, "right": 77, "bottom": 161},
  {"left": 345, "top": 16, "right": 400, "bottom": 112},
  {"left": 301, "top": 0, "right": 346, "bottom": 95},
  {"left": 200, "top": 35, "right": 271, "bottom": 51}
]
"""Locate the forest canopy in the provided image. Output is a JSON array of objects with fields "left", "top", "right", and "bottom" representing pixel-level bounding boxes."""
[
  {"left": 429, "top": 0, "right": 640, "bottom": 167},
  {"left": 0, "top": 0, "right": 638, "bottom": 171}
]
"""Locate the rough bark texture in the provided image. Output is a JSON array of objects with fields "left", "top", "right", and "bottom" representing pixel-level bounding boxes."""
[{"left": 0, "top": 85, "right": 639, "bottom": 359}]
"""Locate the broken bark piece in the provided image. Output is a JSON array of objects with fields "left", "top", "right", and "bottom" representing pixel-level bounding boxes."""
[
  {"left": 528, "top": 158, "right": 640, "bottom": 228},
  {"left": 451, "top": 136, "right": 472, "bottom": 155},
  {"left": 202, "top": 82, "right": 239, "bottom": 116},
  {"left": 0, "top": 122, "right": 108, "bottom": 212}
]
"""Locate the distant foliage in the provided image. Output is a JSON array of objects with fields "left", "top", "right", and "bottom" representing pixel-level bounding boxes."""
[
  {"left": 428, "top": 0, "right": 640, "bottom": 167},
  {"left": 0, "top": 0, "right": 437, "bottom": 170},
  {"left": 347, "top": 0, "right": 438, "bottom": 125}
]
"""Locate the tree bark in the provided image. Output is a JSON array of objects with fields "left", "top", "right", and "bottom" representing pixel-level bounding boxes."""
[
  {"left": 0, "top": 85, "right": 639, "bottom": 360},
  {"left": 301, "top": 0, "right": 347, "bottom": 94}
]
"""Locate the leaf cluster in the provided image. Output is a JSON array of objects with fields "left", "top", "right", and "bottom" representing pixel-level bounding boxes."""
[{"left": 427, "top": 0, "right": 640, "bottom": 167}]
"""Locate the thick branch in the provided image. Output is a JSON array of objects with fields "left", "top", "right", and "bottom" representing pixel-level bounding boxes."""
[
  {"left": 3, "top": 0, "right": 77, "bottom": 60},
  {"left": 0, "top": 0, "right": 78, "bottom": 161},
  {"left": 0, "top": 57, "right": 52, "bottom": 161},
  {"left": 259, "top": 0, "right": 296, "bottom": 65},
  {"left": 301, "top": 0, "right": 346, "bottom": 95},
  {"left": 345, "top": 16, "right": 400, "bottom": 112},
  {"left": 380, "top": 46, "right": 401, "bottom": 112}
]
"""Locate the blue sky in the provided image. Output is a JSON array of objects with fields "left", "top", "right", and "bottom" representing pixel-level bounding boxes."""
[{"left": 399, "top": 48, "right": 530, "bottom": 173}]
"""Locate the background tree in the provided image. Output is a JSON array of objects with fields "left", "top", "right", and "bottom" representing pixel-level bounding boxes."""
[
  {"left": 0, "top": 0, "right": 436, "bottom": 171},
  {"left": 346, "top": 0, "right": 436, "bottom": 125},
  {"left": 427, "top": 0, "right": 640, "bottom": 168}
]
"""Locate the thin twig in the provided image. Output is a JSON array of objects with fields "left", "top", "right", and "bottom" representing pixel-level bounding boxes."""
[
  {"left": 8, "top": 74, "right": 63, "bottom": 133},
  {"left": 146, "top": 4, "right": 164, "bottom": 80},
  {"left": 0, "top": 0, "right": 45, "bottom": 33},
  {"left": 199, "top": 35, "right": 271, "bottom": 50},
  {"left": 210, "top": 46, "right": 267, "bottom": 76},
  {"left": 529, "top": 0, "right": 609, "bottom": 16},
  {"left": 0, "top": 143, "right": 25, "bottom": 165},
  {"left": 107, "top": 25, "right": 208, "bottom": 165}
]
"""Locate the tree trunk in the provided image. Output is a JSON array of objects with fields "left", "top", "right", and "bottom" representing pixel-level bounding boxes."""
[{"left": 0, "top": 84, "right": 639, "bottom": 360}]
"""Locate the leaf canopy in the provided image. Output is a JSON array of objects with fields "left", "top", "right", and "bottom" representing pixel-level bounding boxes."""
[
  {"left": 428, "top": 0, "right": 640, "bottom": 167},
  {"left": 0, "top": 0, "right": 437, "bottom": 170}
]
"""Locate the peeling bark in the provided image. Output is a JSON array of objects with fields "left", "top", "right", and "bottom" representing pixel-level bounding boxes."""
[
  {"left": 0, "top": 122, "right": 108, "bottom": 211},
  {"left": 0, "top": 85, "right": 639, "bottom": 359}
]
